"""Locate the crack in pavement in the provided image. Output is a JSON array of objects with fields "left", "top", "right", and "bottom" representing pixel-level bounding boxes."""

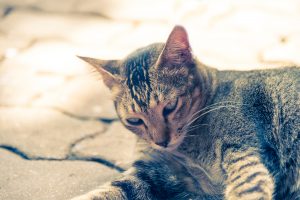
[
  {"left": 0, "top": 92, "right": 124, "bottom": 173},
  {"left": 0, "top": 106, "right": 124, "bottom": 172},
  {"left": 67, "top": 154, "right": 125, "bottom": 172},
  {"left": 0, "top": 4, "right": 112, "bottom": 19},
  {"left": 1, "top": 5, "right": 14, "bottom": 18},
  {"left": 0, "top": 116, "right": 125, "bottom": 173},
  {"left": 67, "top": 130, "right": 126, "bottom": 173},
  {"left": 68, "top": 131, "right": 102, "bottom": 151},
  {"left": 0, "top": 144, "right": 125, "bottom": 172},
  {"left": 49, "top": 106, "right": 119, "bottom": 124},
  {"left": 0, "top": 113, "right": 124, "bottom": 172}
]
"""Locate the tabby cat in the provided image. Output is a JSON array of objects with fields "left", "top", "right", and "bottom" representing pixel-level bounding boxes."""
[{"left": 75, "top": 26, "right": 300, "bottom": 200}]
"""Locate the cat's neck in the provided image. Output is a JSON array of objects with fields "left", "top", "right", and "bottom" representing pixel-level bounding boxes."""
[
  {"left": 177, "top": 60, "right": 219, "bottom": 161},
  {"left": 195, "top": 60, "right": 218, "bottom": 109}
]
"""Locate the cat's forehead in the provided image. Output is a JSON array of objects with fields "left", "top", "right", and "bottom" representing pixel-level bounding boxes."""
[
  {"left": 122, "top": 43, "right": 163, "bottom": 70},
  {"left": 117, "top": 43, "right": 190, "bottom": 113},
  {"left": 122, "top": 45, "right": 162, "bottom": 111}
]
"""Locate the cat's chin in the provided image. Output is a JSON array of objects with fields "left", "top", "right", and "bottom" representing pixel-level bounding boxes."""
[
  {"left": 150, "top": 143, "right": 168, "bottom": 151},
  {"left": 166, "top": 133, "right": 187, "bottom": 151},
  {"left": 150, "top": 140, "right": 183, "bottom": 152}
]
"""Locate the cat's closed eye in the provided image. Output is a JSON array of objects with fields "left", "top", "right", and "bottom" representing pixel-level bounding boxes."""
[
  {"left": 163, "top": 98, "right": 178, "bottom": 117},
  {"left": 126, "top": 118, "right": 144, "bottom": 126}
]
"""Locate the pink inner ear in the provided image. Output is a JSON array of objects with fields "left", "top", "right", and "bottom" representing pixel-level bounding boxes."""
[
  {"left": 166, "top": 26, "right": 190, "bottom": 50},
  {"left": 161, "top": 26, "right": 192, "bottom": 64}
]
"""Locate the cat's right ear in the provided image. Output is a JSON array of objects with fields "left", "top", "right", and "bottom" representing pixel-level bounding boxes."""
[
  {"left": 156, "top": 25, "right": 193, "bottom": 68},
  {"left": 77, "top": 56, "right": 121, "bottom": 89}
]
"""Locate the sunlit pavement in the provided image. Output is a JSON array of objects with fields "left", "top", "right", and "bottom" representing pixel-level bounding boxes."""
[{"left": 0, "top": 0, "right": 299, "bottom": 199}]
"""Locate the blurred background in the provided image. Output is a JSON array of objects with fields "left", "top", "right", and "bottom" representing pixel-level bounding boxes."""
[{"left": 0, "top": 0, "right": 300, "bottom": 199}]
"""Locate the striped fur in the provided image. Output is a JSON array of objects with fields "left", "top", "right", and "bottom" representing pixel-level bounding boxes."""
[
  {"left": 223, "top": 148, "right": 274, "bottom": 200},
  {"left": 77, "top": 26, "right": 300, "bottom": 200}
]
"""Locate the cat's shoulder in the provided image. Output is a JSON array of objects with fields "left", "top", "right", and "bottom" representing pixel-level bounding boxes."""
[{"left": 215, "top": 66, "right": 299, "bottom": 85}]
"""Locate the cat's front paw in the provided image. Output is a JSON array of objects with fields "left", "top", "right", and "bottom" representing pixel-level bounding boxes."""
[{"left": 71, "top": 184, "right": 125, "bottom": 200}]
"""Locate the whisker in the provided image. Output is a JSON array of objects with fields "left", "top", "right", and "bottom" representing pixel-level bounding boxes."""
[
  {"left": 189, "top": 101, "right": 245, "bottom": 119},
  {"left": 184, "top": 124, "right": 209, "bottom": 132},
  {"left": 167, "top": 151, "right": 216, "bottom": 185},
  {"left": 184, "top": 102, "right": 243, "bottom": 128},
  {"left": 183, "top": 104, "right": 239, "bottom": 130},
  {"left": 187, "top": 123, "right": 209, "bottom": 129}
]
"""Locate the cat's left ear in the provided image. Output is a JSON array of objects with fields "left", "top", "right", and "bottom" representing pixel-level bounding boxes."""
[
  {"left": 77, "top": 56, "right": 121, "bottom": 89},
  {"left": 157, "top": 25, "right": 193, "bottom": 68}
]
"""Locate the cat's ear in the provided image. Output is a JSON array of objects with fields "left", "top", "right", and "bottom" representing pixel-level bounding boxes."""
[
  {"left": 77, "top": 56, "right": 121, "bottom": 89},
  {"left": 157, "top": 25, "right": 193, "bottom": 67}
]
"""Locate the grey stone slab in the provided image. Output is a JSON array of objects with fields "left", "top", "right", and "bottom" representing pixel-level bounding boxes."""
[
  {"left": 71, "top": 121, "right": 138, "bottom": 169},
  {"left": 74, "top": 0, "right": 176, "bottom": 21},
  {"left": 0, "top": 67, "right": 66, "bottom": 106},
  {"left": 0, "top": 107, "right": 105, "bottom": 159},
  {"left": 0, "top": 149, "right": 119, "bottom": 200},
  {"left": 0, "top": 10, "right": 132, "bottom": 51},
  {"left": 0, "top": 41, "right": 118, "bottom": 118},
  {"left": 0, "top": 40, "right": 92, "bottom": 76},
  {"left": 33, "top": 75, "right": 117, "bottom": 119},
  {"left": 178, "top": 1, "right": 300, "bottom": 70},
  {"left": 0, "top": 0, "right": 39, "bottom": 8},
  {"left": 0, "top": 34, "right": 32, "bottom": 59},
  {"left": 0, "top": 0, "right": 177, "bottom": 21},
  {"left": 0, "top": 10, "right": 91, "bottom": 39},
  {"left": 109, "top": 23, "right": 172, "bottom": 56}
]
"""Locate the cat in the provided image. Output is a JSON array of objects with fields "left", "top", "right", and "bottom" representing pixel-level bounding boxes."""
[{"left": 74, "top": 26, "right": 300, "bottom": 200}]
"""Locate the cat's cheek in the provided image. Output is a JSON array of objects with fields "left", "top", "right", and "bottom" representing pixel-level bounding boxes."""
[
  {"left": 125, "top": 125, "right": 150, "bottom": 141},
  {"left": 125, "top": 125, "right": 142, "bottom": 136},
  {"left": 171, "top": 108, "right": 188, "bottom": 128}
]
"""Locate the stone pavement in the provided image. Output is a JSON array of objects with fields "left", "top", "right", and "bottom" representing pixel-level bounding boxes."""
[{"left": 0, "top": 0, "right": 299, "bottom": 199}]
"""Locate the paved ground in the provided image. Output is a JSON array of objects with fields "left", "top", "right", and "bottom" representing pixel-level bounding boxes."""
[{"left": 0, "top": 0, "right": 299, "bottom": 199}]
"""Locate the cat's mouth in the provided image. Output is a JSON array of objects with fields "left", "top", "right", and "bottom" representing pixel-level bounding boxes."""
[
  {"left": 150, "top": 142, "right": 182, "bottom": 152},
  {"left": 150, "top": 142, "right": 178, "bottom": 152},
  {"left": 150, "top": 130, "right": 186, "bottom": 152}
]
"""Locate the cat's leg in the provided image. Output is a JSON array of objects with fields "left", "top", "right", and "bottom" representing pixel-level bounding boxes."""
[
  {"left": 71, "top": 170, "right": 152, "bottom": 200},
  {"left": 222, "top": 147, "right": 274, "bottom": 200},
  {"left": 71, "top": 152, "right": 197, "bottom": 200}
]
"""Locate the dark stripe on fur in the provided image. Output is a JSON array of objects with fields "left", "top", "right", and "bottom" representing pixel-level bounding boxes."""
[
  {"left": 131, "top": 103, "right": 136, "bottom": 112},
  {"left": 237, "top": 161, "right": 260, "bottom": 172},
  {"left": 125, "top": 53, "right": 152, "bottom": 111},
  {"left": 238, "top": 181, "right": 267, "bottom": 197},
  {"left": 112, "top": 179, "right": 139, "bottom": 200},
  {"left": 226, "top": 152, "right": 257, "bottom": 166},
  {"left": 233, "top": 172, "right": 267, "bottom": 191},
  {"left": 231, "top": 175, "right": 241, "bottom": 183},
  {"left": 220, "top": 143, "right": 245, "bottom": 173}
]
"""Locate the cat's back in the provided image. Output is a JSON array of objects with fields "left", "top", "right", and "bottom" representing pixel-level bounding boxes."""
[
  {"left": 216, "top": 66, "right": 299, "bottom": 88},
  {"left": 215, "top": 66, "right": 299, "bottom": 118},
  {"left": 214, "top": 66, "right": 300, "bottom": 199}
]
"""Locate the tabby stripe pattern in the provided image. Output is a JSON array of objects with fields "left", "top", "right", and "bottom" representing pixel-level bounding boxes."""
[
  {"left": 223, "top": 148, "right": 274, "bottom": 200},
  {"left": 126, "top": 56, "right": 152, "bottom": 111}
]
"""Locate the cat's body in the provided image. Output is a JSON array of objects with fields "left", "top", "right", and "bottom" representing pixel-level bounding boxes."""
[
  {"left": 178, "top": 66, "right": 300, "bottom": 199},
  {"left": 75, "top": 26, "right": 300, "bottom": 200}
]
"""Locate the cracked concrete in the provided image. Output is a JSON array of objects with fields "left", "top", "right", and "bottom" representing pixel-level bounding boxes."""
[
  {"left": 0, "top": 0, "right": 299, "bottom": 199},
  {"left": 32, "top": 75, "right": 118, "bottom": 119},
  {"left": 0, "top": 107, "right": 105, "bottom": 159},
  {"left": 0, "top": 149, "right": 119, "bottom": 200},
  {"left": 71, "top": 122, "right": 138, "bottom": 170},
  {"left": 0, "top": 105, "right": 126, "bottom": 171}
]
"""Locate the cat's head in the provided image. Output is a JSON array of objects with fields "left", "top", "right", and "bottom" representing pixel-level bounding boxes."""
[{"left": 79, "top": 26, "right": 205, "bottom": 151}]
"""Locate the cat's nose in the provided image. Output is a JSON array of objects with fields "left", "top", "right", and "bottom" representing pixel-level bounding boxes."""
[{"left": 155, "top": 141, "right": 169, "bottom": 148}]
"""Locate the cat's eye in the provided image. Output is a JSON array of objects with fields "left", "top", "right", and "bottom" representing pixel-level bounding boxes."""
[
  {"left": 163, "top": 98, "right": 178, "bottom": 117},
  {"left": 126, "top": 118, "right": 144, "bottom": 126}
]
